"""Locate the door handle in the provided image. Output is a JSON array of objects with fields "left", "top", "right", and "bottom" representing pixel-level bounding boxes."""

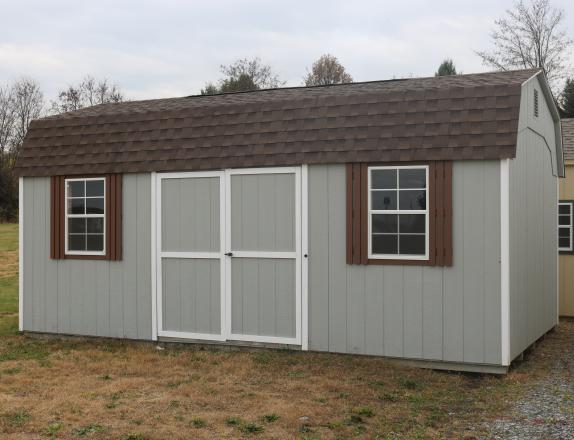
[{"left": 225, "top": 252, "right": 233, "bottom": 257}]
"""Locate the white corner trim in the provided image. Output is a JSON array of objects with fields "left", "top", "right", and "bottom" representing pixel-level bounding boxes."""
[
  {"left": 500, "top": 159, "right": 510, "bottom": 365},
  {"left": 301, "top": 164, "right": 309, "bottom": 351},
  {"left": 18, "top": 177, "right": 23, "bottom": 332},
  {"left": 150, "top": 172, "right": 158, "bottom": 341}
]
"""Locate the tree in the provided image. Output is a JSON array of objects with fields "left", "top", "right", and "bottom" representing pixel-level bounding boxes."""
[
  {"left": 304, "top": 54, "right": 353, "bottom": 86},
  {"left": 0, "top": 77, "right": 44, "bottom": 222},
  {"left": 10, "top": 78, "right": 44, "bottom": 163},
  {"left": 476, "top": 0, "right": 572, "bottom": 92},
  {"left": 51, "top": 76, "right": 124, "bottom": 114},
  {"left": 0, "top": 85, "right": 15, "bottom": 169},
  {"left": 200, "top": 57, "right": 284, "bottom": 95},
  {"left": 200, "top": 82, "right": 220, "bottom": 96},
  {"left": 0, "top": 158, "right": 18, "bottom": 221},
  {"left": 220, "top": 73, "right": 259, "bottom": 93},
  {"left": 561, "top": 78, "right": 574, "bottom": 117},
  {"left": 435, "top": 59, "right": 457, "bottom": 76}
]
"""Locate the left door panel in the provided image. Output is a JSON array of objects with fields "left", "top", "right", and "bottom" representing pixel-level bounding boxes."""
[{"left": 157, "top": 173, "right": 225, "bottom": 340}]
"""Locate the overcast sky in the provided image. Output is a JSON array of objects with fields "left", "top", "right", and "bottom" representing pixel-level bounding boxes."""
[{"left": 1, "top": 0, "right": 573, "bottom": 102}]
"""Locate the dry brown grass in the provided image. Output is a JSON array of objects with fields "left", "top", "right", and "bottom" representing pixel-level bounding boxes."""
[{"left": 0, "top": 332, "right": 526, "bottom": 440}]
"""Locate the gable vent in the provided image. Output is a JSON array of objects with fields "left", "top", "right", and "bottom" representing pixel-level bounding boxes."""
[{"left": 534, "top": 89, "right": 539, "bottom": 117}]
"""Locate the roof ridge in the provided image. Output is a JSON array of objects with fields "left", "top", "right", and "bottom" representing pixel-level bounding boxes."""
[
  {"left": 183, "top": 67, "right": 542, "bottom": 99},
  {"left": 37, "top": 68, "right": 538, "bottom": 122}
]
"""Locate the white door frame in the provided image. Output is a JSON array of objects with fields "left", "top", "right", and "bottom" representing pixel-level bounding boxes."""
[
  {"left": 154, "top": 170, "right": 227, "bottom": 342},
  {"left": 225, "top": 167, "right": 302, "bottom": 346},
  {"left": 152, "top": 166, "right": 308, "bottom": 348}
]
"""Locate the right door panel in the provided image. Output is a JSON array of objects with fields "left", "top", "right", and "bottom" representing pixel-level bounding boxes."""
[{"left": 227, "top": 170, "right": 301, "bottom": 344}]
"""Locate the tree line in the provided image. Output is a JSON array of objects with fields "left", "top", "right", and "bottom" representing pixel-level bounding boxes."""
[
  {"left": 0, "top": 76, "right": 125, "bottom": 221},
  {"left": 1, "top": 0, "right": 573, "bottom": 222}
]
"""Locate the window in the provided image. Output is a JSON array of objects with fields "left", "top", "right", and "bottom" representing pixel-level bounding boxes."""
[
  {"left": 368, "top": 166, "right": 428, "bottom": 259},
  {"left": 559, "top": 201, "right": 573, "bottom": 253},
  {"left": 50, "top": 175, "right": 122, "bottom": 260},
  {"left": 346, "top": 162, "right": 452, "bottom": 266},
  {"left": 65, "top": 178, "right": 106, "bottom": 255}
]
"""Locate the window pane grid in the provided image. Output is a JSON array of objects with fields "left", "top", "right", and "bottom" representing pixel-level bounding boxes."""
[
  {"left": 558, "top": 202, "right": 573, "bottom": 252},
  {"left": 368, "top": 166, "right": 428, "bottom": 259},
  {"left": 65, "top": 178, "right": 106, "bottom": 255}
]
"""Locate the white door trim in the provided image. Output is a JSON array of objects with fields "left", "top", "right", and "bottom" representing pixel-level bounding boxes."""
[
  {"left": 301, "top": 164, "right": 309, "bottom": 350},
  {"left": 153, "top": 166, "right": 307, "bottom": 347},
  {"left": 225, "top": 166, "right": 302, "bottom": 346},
  {"left": 151, "top": 172, "right": 157, "bottom": 340},
  {"left": 155, "top": 170, "right": 227, "bottom": 342}
]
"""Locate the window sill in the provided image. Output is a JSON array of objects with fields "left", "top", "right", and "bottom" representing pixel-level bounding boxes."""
[
  {"left": 59, "top": 253, "right": 110, "bottom": 261},
  {"left": 366, "top": 258, "right": 434, "bottom": 266}
]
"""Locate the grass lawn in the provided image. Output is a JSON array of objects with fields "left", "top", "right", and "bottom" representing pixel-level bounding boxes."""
[
  {"left": 0, "top": 222, "right": 563, "bottom": 439},
  {"left": 0, "top": 223, "right": 18, "bottom": 336}
]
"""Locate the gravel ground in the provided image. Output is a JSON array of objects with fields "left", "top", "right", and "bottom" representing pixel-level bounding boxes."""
[{"left": 485, "top": 320, "right": 574, "bottom": 440}]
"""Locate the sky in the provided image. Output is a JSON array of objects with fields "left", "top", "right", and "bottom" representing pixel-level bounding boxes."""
[{"left": 0, "top": 0, "right": 573, "bottom": 102}]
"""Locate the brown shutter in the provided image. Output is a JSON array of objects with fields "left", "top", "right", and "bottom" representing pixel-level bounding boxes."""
[
  {"left": 50, "top": 174, "right": 123, "bottom": 261},
  {"left": 346, "top": 164, "right": 364, "bottom": 264},
  {"left": 108, "top": 174, "right": 123, "bottom": 261},
  {"left": 346, "top": 162, "right": 452, "bottom": 267},
  {"left": 50, "top": 176, "right": 64, "bottom": 259}
]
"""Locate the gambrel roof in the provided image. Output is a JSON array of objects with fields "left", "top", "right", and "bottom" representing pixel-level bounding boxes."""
[{"left": 16, "top": 69, "right": 542, "bottom": 176}]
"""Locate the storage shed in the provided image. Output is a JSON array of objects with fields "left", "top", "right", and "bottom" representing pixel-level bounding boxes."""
[
  {"left": 16, "top": 68, "right": 563, "bottom": 373},
  {"left": 559, "top": 118, "right": 574, "bottom": 316}
]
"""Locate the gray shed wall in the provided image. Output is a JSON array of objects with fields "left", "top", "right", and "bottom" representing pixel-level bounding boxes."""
[
  {"left": 22, "top": 174, "right": 152, "bottom": 340},
  {"left": 307, "top": 162, "right": 503, "bottom": 365},
  {"left": 508, "top": 78, "right": 558, "bottom": 360}
]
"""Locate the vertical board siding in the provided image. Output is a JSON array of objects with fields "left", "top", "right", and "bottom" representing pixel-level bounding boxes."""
[
  {"left": 22, "top": 174, "right": 152, "bottom": 340},
  {"left": 559, "top": 164, "right": 574, "bottom": 316},
  {"left": 230, "top": 173, "right": 295, "bottom": 252},
  {"left": 509, "top": 129, "right": 558, "bottom": 360},
  {"left": 230, "top": 258, "right": 296, "bottom": 338},
  {"left": 308, "top": 163, "right": 502, "bottom": 364},
  {"left": 508, "top": 78, "right": 558, "bottom": 360},
  {"left": 162, "top": 259, "right": 221, "bottom": 334},
  {"left": 161, "top": 177, "right": 220, "bottom": 252},
  {"left": 308, "top": 166, "right": 330, "bottom": 351}
]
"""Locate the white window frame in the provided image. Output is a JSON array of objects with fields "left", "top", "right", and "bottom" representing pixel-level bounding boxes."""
[
  {"left": 558, "top": 201, "right": 573, "bottom": 252},
  {"left": 64, "top": 177, "right": 106, "bottom": 256},
  {"left": 367, "top": 165, "right": 429, "bottom": 261}
]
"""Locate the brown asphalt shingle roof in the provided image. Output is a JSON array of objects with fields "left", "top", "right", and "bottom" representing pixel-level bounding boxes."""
[
  {"left": 16, "top": 68, "right": 542, "bottom": 177},
  {"left": 563, "top": 119, "right": 574, "bottom": 161}
]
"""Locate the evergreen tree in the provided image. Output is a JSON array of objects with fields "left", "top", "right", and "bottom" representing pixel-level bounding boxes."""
[
  {"left": 561, "top": 78, "right": 574, "bottom": 118},
  {"left": 435, "top": 59, "right": 457, "bottom": 76}
]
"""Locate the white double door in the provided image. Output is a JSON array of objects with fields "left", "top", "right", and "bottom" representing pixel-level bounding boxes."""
[{"left": 156, "top": 167, "right": 302, "bottom": 345}]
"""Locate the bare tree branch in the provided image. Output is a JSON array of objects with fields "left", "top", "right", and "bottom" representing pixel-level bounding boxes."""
[
  {"left": 201, "top": 58, "right": 285, "bottom": 94},
  {"left": 50, "top": 76, "right": 125, "bottom": 114},
  {"left": 303, "top": 54, "right": 353, "bottom": 86},
  {"left": 0, "top": 85, "right": 15, "bottom": 169},
  {"left": 10, "top": 77, "right": 44, "bottom": 163},
  {"left": 476, "top": 0, "right": 573, "bottom": 94}
]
